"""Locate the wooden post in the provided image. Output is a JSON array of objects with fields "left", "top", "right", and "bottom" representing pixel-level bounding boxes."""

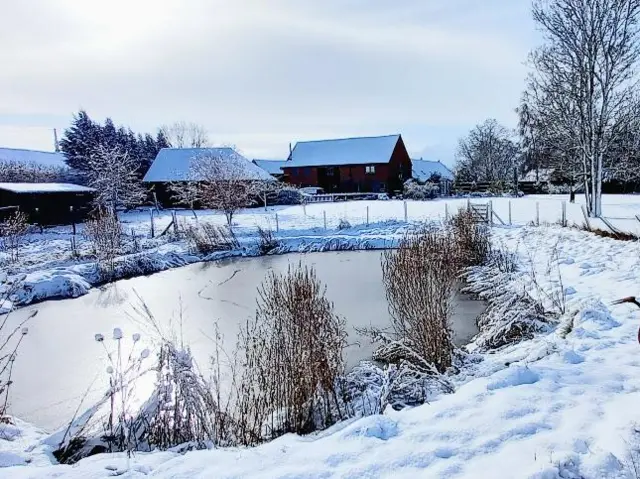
[
  {"left": 275, "top": 213, "right": 279, "bottom": 232},
  {"left": 508, "top": 200, "right": 512, "bottom": 225},
  {"left": 172, "top": 211, "right": 178, "bottom": 234},
  {"left": 323, "top": 210, "right": 327, "bottom": 230},
  {"left": 581, "top": 205, "right": 592, "bottom": 231},
  {"left": 149, "top": 208, "right": 155, "bottom": 238},
  {"left": 467, "top": 198, "right": 471, "bottom": 211},
  {"left": 445, "top": 203, "right": 449, "bottom": 221},
  {"left": 561, "top": 201, "right": 567, "bottom": 227},
  {"left": 366, "top": 206, "right": 370, "bottom": 225},
  {"left": 303, "top": 203, "right": 307, "bottom": 216},
  {"left": 488, "top": 201, "right": 493, "bottom": 226},
  {"left": 403, "top": 201, "right": 408, "bottom": 222},
  {"left": 536, "top": 202, "right": 540, "bottom": 226},
  {"left": 70, "top": 206, "right": 76, "bottom": 235}
]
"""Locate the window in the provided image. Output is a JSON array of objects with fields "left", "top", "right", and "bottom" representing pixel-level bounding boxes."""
[
  {"left": 326, "top": 167, "right": 335, "bottom": 176},
  {"left": 366, "top": 165, "right": 376, "bottom": 174}
]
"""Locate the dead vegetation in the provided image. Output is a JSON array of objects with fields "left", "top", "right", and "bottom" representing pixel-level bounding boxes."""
[
  {"left": 256, "top": 225, "right": 279, "bottom": 255},
  {"left": 0, "top": 211, "right": 29, "bottom": 263},
  {"left": 183, "top": 222, "right": 238, "bottom": 255},
  {"left": 235, "top": 263, "right": 349, "bottom": 444},
  {"left": 84, "top": 209, "right": 123, "bottom": 277}
]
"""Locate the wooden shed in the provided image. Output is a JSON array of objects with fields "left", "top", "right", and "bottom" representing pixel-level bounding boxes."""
[{"left": 0, "top": 183, "right": 95, "bottom": 226}]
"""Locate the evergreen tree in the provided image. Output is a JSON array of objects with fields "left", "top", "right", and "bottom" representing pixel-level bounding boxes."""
[
  {"left": 155, "top": 130, "right": 170, "bottom": 150},
  {"left": 59, "top": 110, "right": 101, "bottom": 171}
]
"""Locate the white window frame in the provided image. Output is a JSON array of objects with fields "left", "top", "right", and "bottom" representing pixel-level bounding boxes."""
[{"left": 365, "top": 165, "right": 376, "bottom": 174}]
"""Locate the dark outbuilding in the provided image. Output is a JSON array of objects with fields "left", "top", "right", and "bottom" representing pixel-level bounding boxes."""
[{"left": 0, "top": 183, "right": 95, "bottom": 225}]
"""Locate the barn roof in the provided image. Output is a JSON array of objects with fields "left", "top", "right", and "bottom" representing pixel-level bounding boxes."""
[
  {"left": 143, "top": 148, "right": 274, "bottom": 182},
  {"left": 0, "top": 182, "right": 94, "bottom": 194},
  {"left": 284, "top": 134, "right": 401, "bottom": 168},
  {"left": 411, "top": 159, "right": 454, "bottom": 182},
  {"left": 0, "top": 148, "right": 67, "bottom": 169},
  {"left": 253, "top": 159, "right": 287, "bottom": 175}
]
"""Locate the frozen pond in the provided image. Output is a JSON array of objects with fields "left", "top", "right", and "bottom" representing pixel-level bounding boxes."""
[{"left": 5, "top": 250, "right": 484, "bottom": 431}]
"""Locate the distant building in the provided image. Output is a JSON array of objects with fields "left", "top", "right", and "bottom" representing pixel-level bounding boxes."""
[
  {"left": 0, "top": 147, "right": 73, "bottom": 183},
  {"left": 0, "top": 183, "right": 94, "bottom": 225},
  {"left": 143, "top": 147, "right": 274, "bottom": 206},
  {"left": 252, "top": 159, "right": 287, "bottom": 180},
  {"left": 410, "top": 158, "right": 454, "bottom": 195},
  {"left": 281, "top": 134, "right": 412, "bottom": 194}
]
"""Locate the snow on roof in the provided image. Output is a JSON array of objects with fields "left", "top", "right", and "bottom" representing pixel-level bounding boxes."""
[
  {"left": 143, "top": 148, "right": 274, "bottom": 183},
  {"left": 253, "top": 159, "right": 287, "bottom": 175},
  {"left": 285, "top": 134, "right": 401, "bottom": 168},
  {"left": 0, "top": 182, "right": 94, "bottom": 194},
  {"left": 0, "top": 148, "right": 67, "bottom": 169},
  {"left": 411, "top": 159, "right": 454, "bottom": 182}
]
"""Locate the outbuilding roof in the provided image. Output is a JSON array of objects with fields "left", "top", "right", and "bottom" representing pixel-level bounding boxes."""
[
  {"left": 0, "top": 182, "right": 94, "bottom": 194},
  {"left": 253, "top": 159, "right": 287, "bottom": 175},
  {"left": 143, "top": 148, "right": 274, "bottom": 182},
  {"left": 284, "top": 134, "right": 401, "bottom": 168},
  {"left": 0, "top": 148, "right": 67, "bottom": 169},
  {"left": 411, "top": 159, "right": 454, "bottom": 182}
]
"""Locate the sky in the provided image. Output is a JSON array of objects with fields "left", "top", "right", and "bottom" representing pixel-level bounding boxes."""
[{"left": 0, "top": 0, "right": 538, "bottom": 167}]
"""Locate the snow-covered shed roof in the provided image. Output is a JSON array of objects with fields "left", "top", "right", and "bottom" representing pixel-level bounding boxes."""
[
  {"left": 0, "top": 183, "right": 94, "bottom": 194},
  {"left": 0, "top": 148, "right": 67, "bottom": 169},
  {"left": 143, "top": 148, "right": 274, "bottom": 183},
  {"left": 253, "top": 159, "right": 287, "bottom": 175},
  {"left": 411, "top": 159, "right": 454, "bottom": 182},
  {"left": 285, "top": 134, "right": 401, "bottom": 168}
]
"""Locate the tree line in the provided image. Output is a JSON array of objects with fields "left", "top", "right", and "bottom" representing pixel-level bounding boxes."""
[{"left": 455, "top": 0, "right": 640, "bottom": 217}]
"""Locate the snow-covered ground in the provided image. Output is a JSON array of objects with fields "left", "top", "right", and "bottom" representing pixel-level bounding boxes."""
[
  {"left": 2, "top": 194, "right": 640, "bottom": 311},
  {"left": 3, "top": 222, "right": 640, "bottom": 478}
]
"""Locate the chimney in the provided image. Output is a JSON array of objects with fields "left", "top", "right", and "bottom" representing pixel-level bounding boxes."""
[{"left": 53, "top": 128, "right": 60, "bottom": 152}]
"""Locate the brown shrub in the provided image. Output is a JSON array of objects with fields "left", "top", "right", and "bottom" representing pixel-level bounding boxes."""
[
  {"left": 235, "top": 263, "right": 348, "bottom": 445},
  {"left": 184, "top": 222, "right": 238, "bottom": 255},
  {"left": 449, "top": 209, "right": 491, "bottom": 268},
  {"left": 381, "top": 225, "right": 458, "bottom": 372}
]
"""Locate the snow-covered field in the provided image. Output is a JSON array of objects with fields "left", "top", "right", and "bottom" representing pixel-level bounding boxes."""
[
  {"left": 3, "top": 194, "right": 640, "bottom": 478},
  {"left": 2, "top": 194, "right": 640, "bottom": 311},
  {"left": 3, "top": 222, "right": 640, "bottom": 477}
]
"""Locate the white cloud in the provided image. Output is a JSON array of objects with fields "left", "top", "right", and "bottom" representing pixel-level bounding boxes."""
[{"left": 0, "top": 0, "right": 535, "bottom": 161}]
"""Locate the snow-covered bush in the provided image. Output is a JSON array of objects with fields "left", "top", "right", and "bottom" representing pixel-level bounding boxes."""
[
  {"left": 0, "top": 159, "right": 69, "bottom": 183},
  {"left": 403, "top": 179, "right": 440, "bottom": 200},
  {"left": 184, "top": 222, "right": 238, "bottom": 255},
  {"left": 84, "top": 209, "right": 123, "bottom": 277},
  {"left": 381, "top": 225, "right": 458, "bottom": 372},
  {"left": 0, "top": 211, "right": 28, "bottom": 263},
  {"left": 236, "top": 263, "right": 348, "bottom": 445},
  {"left": 274, "top": 187, "right": 303, "bottom": 205},
  {"left": 449, "top": 209, "right": 491, "bottom": 268},
  {"left": 257, "top": 225, "right": 278, "bottom": 255}
]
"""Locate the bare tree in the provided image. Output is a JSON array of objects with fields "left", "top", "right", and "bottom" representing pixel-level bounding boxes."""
[
  {"left": 159, "top": 122, "right": 210, "bottom": 148},
  {"left": 87, "top": 144, "right": 147, "bottom": 212},
  {"left": 530, "top": 0, "right": 640, "bottom": 216},
  {"left": 0, "top": 160, "right": 70, "bottom": 183},
  {"left": 455, "top": 119, "right": 519, "bottom": 185},
  {"left": 171, "top": 151, "right": 273, "bottom": 225}
]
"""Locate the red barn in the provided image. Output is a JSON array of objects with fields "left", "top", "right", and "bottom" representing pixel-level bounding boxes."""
[{"left": 281, "top": 134, "right": 412, "bottom": 194}]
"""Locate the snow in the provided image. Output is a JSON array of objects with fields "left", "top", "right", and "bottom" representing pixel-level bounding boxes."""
[
  {"left": 411, "top": 159, "right": 454, "bottom": 181},
  {"left": 5, "top": 194, "right": 640, "bottom": 477},
  {"left": 286, "top": 134, "right": 400, "bottom": 167},
  {"left": 143, "top": 148, "right": 274, "bottom": 182},
  {"left": 252, "top": 159, "right": 287, "bottom": 175},
  {"left": 0, "top": 148, "right": 67, "bottom": 169},
  {"left": 0, "top": 183, "right": 94, "bottom": 194}
]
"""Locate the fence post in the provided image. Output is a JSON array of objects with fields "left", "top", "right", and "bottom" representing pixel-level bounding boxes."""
[
  {"left": 323, "top": 210, "right": 327, "bottom": 230},
  {"left": 561, "top": 201, "right": 567, "bottom": 227},
  {"left": 275, "top": 213, "right": 279, "bottom": 232},
  {"left": 445, "top": 203, "right": 449, "bottom": 221},
  {"left": 403, "top": 201, "right": 408, "bottom": 222},
  {"left": 303, "top": 203, "right": 307, "bottom": 216},
  {"left": 366, "top": 206, "right": 369, "bottom": 226},
  {"left": 467, "top": 198, "right": 471, "bottom": 211},
  {"left": 172, "top": 210, "right": 178, "bottom": 234},
  {"left": 488, "top": 200, "right": 493, "bottom": 227},
  {"left": 508, "top": 200, "right": 512, "bottom": 225},
  {"left": 536, "top": 202, "right": 540, "bottom": 226},
  {"left": 70, "top": 206, "right": 76, "bottom": 235},
  {"left": 150, "top": 208, "right": 155, "bottom": 238}
]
